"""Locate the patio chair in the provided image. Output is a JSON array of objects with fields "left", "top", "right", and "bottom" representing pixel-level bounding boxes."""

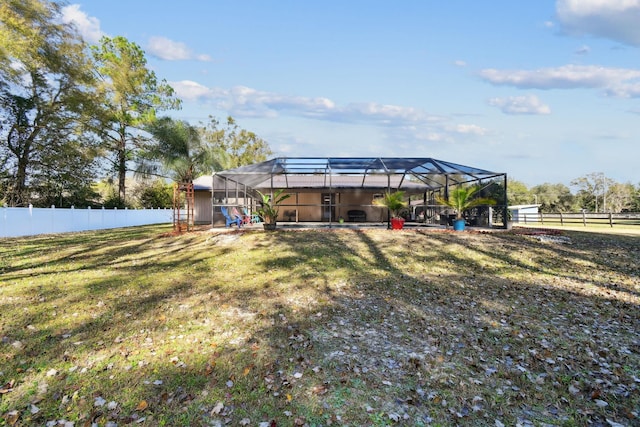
[
  {"left": 232, "top": 207, "right": 250, "bottom": 225},
  {"left": 244, "top": 208, "right": 261, "bottom": 223},
  {"left": 221, "top": 206, "right": 242, "bottom": 228}
]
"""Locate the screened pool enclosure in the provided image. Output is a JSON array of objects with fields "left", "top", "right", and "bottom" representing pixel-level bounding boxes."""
[{"left": 195, "top": 157, "right": 508, "bottom": 228}]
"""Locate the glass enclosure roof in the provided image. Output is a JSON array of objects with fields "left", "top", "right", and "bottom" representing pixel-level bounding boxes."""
[{"left": 216, "top": 157, "right": 505, "bottom": 191}]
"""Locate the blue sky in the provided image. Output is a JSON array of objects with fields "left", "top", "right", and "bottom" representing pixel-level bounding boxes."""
[{"left": 63, "top": 0, "right": 640, "bottom": 187}]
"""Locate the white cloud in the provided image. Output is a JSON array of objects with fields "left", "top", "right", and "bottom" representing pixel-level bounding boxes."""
[
  {"left": 450, "top": 124, "right": 489, "bottom": 136},
  {"left": 147, "top": 36, "right": 211, "bottom": 61},
  {"left": 488, "top": 95, "right": 551, "bottom": 115},
  {"left": 171, "top": 81, "right": 486, "bottom": 144},
  {"left": 170, "top": 80, "right": 212, "bottom": 99},
  {"left": 454, "top": 60, "right": 467, "bottom": 67},
  {"left": 556, "top": 0, "right": 640, "bottom": 46},
  {"left": 172, "top": 82, "right": 439, "bottom": 124},
  {"left": 61, "top": 4, "right": 104, "bottom": 43},
  {"left": 479, "top": 64, "right": 640, "bottom": 97}
]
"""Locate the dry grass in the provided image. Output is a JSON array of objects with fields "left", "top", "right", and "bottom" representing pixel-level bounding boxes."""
[{"left": 0, "top": 225, "right": 638, "bottom": 426}]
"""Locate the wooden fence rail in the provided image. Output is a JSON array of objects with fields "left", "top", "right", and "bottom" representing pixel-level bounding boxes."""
[{"left": 515, "top": 212, "right": 640, "bottom": 228}]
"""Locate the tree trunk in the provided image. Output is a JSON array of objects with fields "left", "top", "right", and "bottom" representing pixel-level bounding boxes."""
[
  {"left": 13, "top": 154, "right": 29, "bottom": 206},
  {"left": 6, "top": 126, "right": 37, "bottom": 207},
  {"left": 117, "top": 130, "right": 127, "bottom": 204}
]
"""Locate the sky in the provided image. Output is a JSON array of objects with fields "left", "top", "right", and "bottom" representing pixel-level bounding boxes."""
[{"left": 61, "top": 0, "right": 640, "bottom": 187}]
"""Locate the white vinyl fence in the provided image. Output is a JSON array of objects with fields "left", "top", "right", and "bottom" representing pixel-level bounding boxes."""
[{"left": 0, "top": 205, "right": 173, "bottom": 238}]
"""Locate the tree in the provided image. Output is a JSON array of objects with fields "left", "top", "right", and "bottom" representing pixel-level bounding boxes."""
[
  {"left": 530, "top": 183, "right": 577, "bottom": 213},
  {"left": 143, "top": 117, "right": 227, "bottom": 184},
  {"left": 506, "top": 179, "right": 532, "bottom": 205},
  {"left": 571, "top": 172, "right": 616, "bottom": 212},
  {"left": 605, "top": 182, "right": 634, "bottom": 213},
  {"left": 28, "top": 135, "right": 99, "bottom": 207},
  {"left": 0, "top": 0, "right": 98, "bottom": 206},
  {"left": 91, "top": 36, "right": 181, "bottom": 206},
  {"left": 200, "top": 116, "right": 272, "bottom": 169},
  {"left": 130, "top": 179, "right": 173, "bottom": 208},
  {"left": 93, "top": 177, "right": 126, "bottom": 208}
]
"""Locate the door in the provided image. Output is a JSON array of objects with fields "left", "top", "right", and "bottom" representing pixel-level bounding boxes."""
[{"left": 322, "top": 193, "right": 335, "bottom": 222}]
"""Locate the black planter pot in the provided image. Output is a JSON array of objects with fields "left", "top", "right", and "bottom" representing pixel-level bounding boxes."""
[{"left": 263, "top": 223, "right": 277, "bottom": 231}]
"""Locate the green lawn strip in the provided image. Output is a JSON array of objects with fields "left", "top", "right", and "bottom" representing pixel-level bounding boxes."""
[{"left": 1, "top": 226, "right": 638, "bottom": 426}]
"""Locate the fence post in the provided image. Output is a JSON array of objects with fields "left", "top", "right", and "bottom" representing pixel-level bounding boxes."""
[
  {"left": 559, "top": 212, "right": 563, "bottom": 226},
  {"left": 29, "top": 204, "right": 33, "bottom": 235},
  {"left": 582, "top": 211, "right": 587, "bottom": 226},
  {"left": 609, "top": 212, "right": 613, "bottom": 227},
  {"left": 51, "top": 205, "right": 55, "bottom": 234}
]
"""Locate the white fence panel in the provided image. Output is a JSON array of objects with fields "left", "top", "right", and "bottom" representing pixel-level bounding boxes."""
[{"left": 0, "top": 205, "right": 172, "bottom": 238}]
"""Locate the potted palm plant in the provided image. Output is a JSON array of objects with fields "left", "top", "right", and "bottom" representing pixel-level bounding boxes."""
[
  {"left": 435, "top": 186, "right": 496, "bottom": 231},
  {"left": 374, "top": 191, "right": 408, "bottom": 230},
  {"left": 255, "top": 189, "right": 291, "bottom": 230}
]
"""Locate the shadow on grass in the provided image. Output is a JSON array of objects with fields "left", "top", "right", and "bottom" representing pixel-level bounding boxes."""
[{"left": 1, "top": 227, "right": 638, "bottom": 426}]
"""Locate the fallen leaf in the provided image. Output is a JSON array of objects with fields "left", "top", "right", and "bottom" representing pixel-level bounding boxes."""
[
  {"left": 211, "top": 401, "right": 224, "bottom": 415},
  {"left": 0, "top": 380, "right": 15, "bottom": 394},
  {"left": 135, "top": 400, "right": 148, "bottom": 411},
  {"left": 5, "top": 410, "right": 19, "bottom": 426},
  {"left": 205, "top": 362, "right": 216, "bottom": 375},
  {"left": 311, "top": 385, "right": 327, "bottom": 395}
]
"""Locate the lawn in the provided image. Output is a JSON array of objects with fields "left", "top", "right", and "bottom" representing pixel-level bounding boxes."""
[{"left": 1, "top": 225, "right": 638, "bottom": 426}]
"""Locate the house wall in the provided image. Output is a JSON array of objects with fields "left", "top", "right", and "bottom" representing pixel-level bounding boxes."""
[
  {"left": 194, "top": 191, "right": 212, "bottom": 224},
  {"left": 280, "top": 192, "right": 323, "bottom": 222},
  {"left": 275, "top": 189, "right": 386, "bottom": 222}
]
